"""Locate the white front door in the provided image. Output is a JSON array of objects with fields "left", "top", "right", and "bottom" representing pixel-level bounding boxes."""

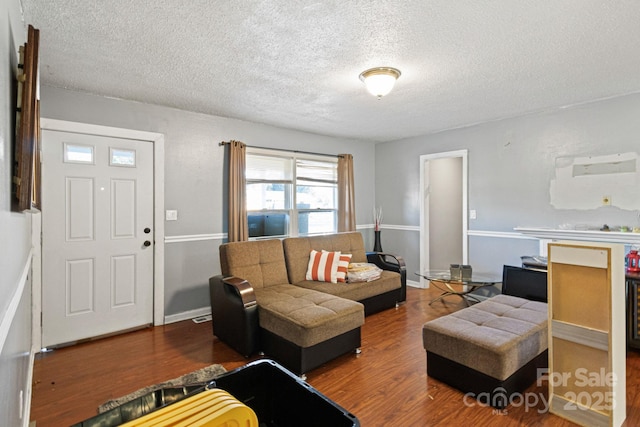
[{"left": 41, "top": 130, "right": 154, "bottom": 347}]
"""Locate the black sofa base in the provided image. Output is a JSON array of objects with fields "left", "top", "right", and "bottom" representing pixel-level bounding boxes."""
[
  {"left": 360, "top": 289, "right": 404, "bottom": 316},
  {"left": 261, "top": 327, "right": 361, "bottom": 375},
  {"left": 426, "top": 350, "right": 548, "bottom": 409}
]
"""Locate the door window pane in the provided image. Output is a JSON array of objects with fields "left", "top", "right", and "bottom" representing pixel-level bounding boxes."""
[
  {"left": 64, "top": 143, "right": 94, "bottom": 164},
  {"left": 110, "top": 148, "right": 136, "bottom": 167}
]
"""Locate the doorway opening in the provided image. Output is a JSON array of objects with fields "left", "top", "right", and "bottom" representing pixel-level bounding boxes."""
[{"left": 419, "top": 150, "right": 468, "bottom": 288}]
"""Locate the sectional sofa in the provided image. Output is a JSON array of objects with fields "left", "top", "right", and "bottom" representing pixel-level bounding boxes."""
[{"left": 209, "top": 232, "right": 406, "bottom": 375}]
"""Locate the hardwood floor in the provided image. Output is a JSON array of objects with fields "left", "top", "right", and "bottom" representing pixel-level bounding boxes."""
[{"left": 31, "top": 286, "right": 640, "bottom": 426}]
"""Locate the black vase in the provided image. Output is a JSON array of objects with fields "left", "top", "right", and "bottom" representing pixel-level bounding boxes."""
[{"left": 373, "top": 230, "right": 383, "bottom": 252}]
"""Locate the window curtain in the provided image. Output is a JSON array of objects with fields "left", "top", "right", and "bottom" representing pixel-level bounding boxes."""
[
  {"left": 337, "top": 154, "right": 356, "bottom": 232},
  {"left": 227, "top": 140, "right": 248, "bottom": 242}
]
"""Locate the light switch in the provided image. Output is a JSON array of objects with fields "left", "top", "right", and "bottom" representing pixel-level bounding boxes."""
[
  {"left": 469, "top": 210, "right": 477, "bottom": 219},
  {"left": 165, "top": 210, "right": 178, "bottom": 221}
]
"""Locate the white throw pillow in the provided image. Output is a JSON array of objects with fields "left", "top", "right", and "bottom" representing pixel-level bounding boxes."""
[{"left": 306, "top": 250, "right": 341, "bottom": 283}]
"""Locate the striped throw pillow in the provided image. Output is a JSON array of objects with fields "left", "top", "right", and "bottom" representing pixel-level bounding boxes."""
[
  {"left": 335, "top": 253, "right": 352, "bottom": 283},
  {"left": 306, "top": 250, "right": 341, "bottom": 283}
]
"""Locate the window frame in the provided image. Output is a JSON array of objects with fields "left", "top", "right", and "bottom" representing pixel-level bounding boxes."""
[{"left": 246, "top": 147, "right": 338, "bottom": 239}]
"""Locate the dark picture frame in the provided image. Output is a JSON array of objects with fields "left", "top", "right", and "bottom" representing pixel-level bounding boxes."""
[{"left": 13, "top": 24, "right": 40, "bottom": 212}]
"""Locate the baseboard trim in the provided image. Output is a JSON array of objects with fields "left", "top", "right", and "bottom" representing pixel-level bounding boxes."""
[
  {"left": 164, "top": 306, "right": 212, "bottom": 324},
  {"left": 407, "top": 279, "right": 423, "bottom": 289},
  {"left": 23, "top": 350, "right": 35, "bottom": 427}
]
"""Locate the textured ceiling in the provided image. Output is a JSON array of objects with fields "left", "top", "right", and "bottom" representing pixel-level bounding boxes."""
[{"left": 20, "top": 0, "right": 640, "bottom": 142}]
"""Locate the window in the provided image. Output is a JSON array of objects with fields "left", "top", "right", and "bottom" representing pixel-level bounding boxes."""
[
  {"left": 64, "top": 143, "right": 94, "bottom": 164},
  {"left": 110, "top": 147, "right": 136, "bottom": 167},
  {"left": 246, "top": 149, "right": 338, "bottom": 238}
]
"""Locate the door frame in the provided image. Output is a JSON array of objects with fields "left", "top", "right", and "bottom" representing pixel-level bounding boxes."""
[
  {"left": 419, "top": 149, "right": 468, "bottom": 288},
  {"left": 34, "top": 119, "right": 165, "bottom": 350}
]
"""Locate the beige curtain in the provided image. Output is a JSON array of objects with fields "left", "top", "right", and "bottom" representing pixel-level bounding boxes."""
[
  {"left": 337, "top": 154, "right": 356, "bottom": 232},
  {"left": 228, "top": 140, "right": 249, "bottom": 241}
]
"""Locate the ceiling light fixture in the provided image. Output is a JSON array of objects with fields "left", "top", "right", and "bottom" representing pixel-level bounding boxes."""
[{"left": 359, "top": 67, "right": 401, "bottom": 99}]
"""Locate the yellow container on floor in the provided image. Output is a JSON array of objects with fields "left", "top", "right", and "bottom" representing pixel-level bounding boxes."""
[
  {"left": 128, "top": 390, "right": 237, "bottom": 427},
  {"left": 121, "top": 388, "right": 258, "bottom": 427}
]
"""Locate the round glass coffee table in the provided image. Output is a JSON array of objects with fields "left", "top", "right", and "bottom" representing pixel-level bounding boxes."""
[{"left": 415, "top": 270, "right": 501, "bottom": 306}]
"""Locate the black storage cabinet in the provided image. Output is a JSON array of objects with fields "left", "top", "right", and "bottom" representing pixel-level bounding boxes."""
[{"left": 210, "top": 359, "right": 359, "bottom": 427}]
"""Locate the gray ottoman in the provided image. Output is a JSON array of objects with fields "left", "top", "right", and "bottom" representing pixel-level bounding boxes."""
[{"left": 422, "top": 294, "right": 548, "bottom": 408}]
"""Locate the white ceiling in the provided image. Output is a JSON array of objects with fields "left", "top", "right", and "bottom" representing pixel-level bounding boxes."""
[{"left": 20, "top": 0, "right": 640, "bottom": 142}]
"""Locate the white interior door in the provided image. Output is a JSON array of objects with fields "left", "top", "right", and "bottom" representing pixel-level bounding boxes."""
[{"left": 41, "top": 130, "right": 154, "bottom": 347}]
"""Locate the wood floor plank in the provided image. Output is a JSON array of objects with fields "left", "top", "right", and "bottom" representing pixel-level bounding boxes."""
[{"left": 30, "top": 286, "right": 639, "bottom": 426}]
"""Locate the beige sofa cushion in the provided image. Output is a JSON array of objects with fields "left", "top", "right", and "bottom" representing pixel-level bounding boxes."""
[
  {"left": 422, "top": 295, "right": 548, "bottom": 380},
  {"left": 294, "top": 270, "right": 400, "bottom": 301},
  {"left": 255, "top": 284, "right": 364, "bottom": 348},
  {"left": 283, "top": 232, "right": 368, "bottom": 284},
  {"left": 284, "top": 232, "right": 400, "bottom": 301},
  {"left": 219, "top": 239, "right": 289, "bottom": 288}
]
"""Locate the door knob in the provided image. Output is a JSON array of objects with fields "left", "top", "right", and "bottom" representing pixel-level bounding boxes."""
[
  {"left": 144, "top": 227, "right": 151, "bottom": 234},
  {"left": 143, "top": 240, "right": 151, "bottom": 247}
]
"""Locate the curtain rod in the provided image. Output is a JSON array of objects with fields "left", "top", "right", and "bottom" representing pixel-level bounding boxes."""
[{"left": 219, "top": 141, "right": 344, "bottom": 159}]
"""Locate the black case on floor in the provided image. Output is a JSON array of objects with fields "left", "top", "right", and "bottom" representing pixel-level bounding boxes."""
[
  {"left": 72, "top": 359, "right": 359, "bottom": 427},
  {"left": 210, "top": 359, "right": 360, "bottom": 427}
]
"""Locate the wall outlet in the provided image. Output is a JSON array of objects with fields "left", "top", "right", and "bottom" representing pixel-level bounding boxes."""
[
  {"left": 165, "top": 210, "right": 178, "bottom": 221},
  {"left": 602, "top": 196, "right": 612, "bottom": 206}
]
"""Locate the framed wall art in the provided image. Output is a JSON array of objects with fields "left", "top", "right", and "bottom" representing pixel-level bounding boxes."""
[{"left": 13, "top": 24, "right": 40, "bottom": 212}]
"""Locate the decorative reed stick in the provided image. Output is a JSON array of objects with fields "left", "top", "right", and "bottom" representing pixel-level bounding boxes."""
[{"left": 373, "top": 207, "right": 383, "bottom": 231}]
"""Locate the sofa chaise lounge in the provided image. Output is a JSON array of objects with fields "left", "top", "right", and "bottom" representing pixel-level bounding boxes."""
[{"left": 209, "top": 232, "right": 406, "bottom": 375}]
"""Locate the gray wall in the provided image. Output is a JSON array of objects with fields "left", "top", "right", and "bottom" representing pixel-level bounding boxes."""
[
  {"left": 1, "top": 1, "right": 33, "bottom": 425},
  {"left": 376, "top": 93, "right": 640, "bottom": 281},
  {"left": 39, "top": 86, "right": 376, "bottom": 317}
]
